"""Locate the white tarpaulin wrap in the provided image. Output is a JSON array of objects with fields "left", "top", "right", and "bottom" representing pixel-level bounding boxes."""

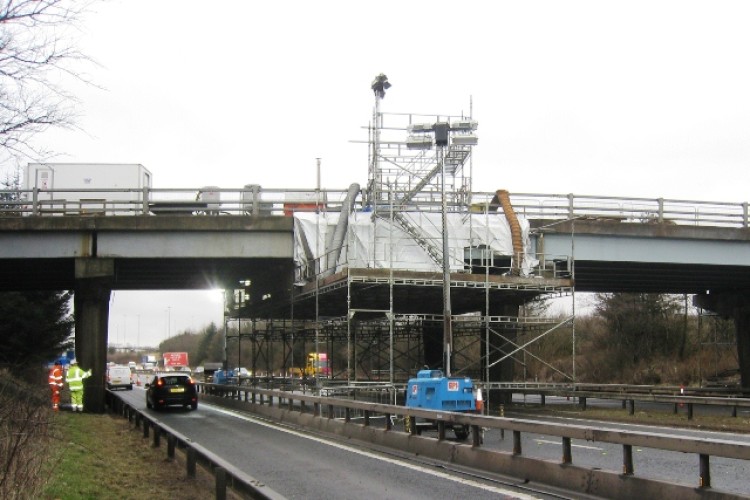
[{"left": 294, "top": 211, "right": 537, "bottom": 283}]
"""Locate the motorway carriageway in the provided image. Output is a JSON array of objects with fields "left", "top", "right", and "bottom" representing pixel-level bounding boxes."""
[{"left": 117, "top": 387, "right": 750, "bottom": 498}]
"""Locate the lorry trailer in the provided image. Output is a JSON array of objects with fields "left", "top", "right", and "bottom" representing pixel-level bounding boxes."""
[{"left": 24, "top": 163, "right": 152, "bottom": 215}]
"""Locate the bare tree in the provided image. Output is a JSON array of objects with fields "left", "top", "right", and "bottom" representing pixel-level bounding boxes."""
[{"left": 0, "top": 0, "right": 92, "bottom": 165}]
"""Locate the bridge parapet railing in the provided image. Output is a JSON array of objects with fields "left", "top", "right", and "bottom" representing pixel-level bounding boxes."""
[
  {"left": 471, "top": 192, "right": 749, "bottom": 228},
  {"left": 1, "top": 187, "right": 748, "bottom": 228},
  {"left": 0, "top": 186, "right": 363, "bottom": 217}
]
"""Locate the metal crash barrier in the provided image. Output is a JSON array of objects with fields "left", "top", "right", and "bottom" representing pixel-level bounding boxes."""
[
  {"left": 197, "top": 382, "right": 750, "bottom": 500},
  {"left": 105, "top": 390, "right": 285, "bottom": 500}
]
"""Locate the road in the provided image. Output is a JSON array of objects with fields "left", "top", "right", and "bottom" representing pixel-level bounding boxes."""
[
  {"left": 511, "top": 393, "right": 750, "bottom": 418},
  {"left": 495, "top": 395, "right": 750, "bottom": 496},
  {"left": 481, "top": 412, "right": 750, "bottom": 496},
  {"left": 118, "top": 388, "right": 578, "bottom": 500},
  {"left": 118, "top": 387, "right": 749, "bottom": 498}
]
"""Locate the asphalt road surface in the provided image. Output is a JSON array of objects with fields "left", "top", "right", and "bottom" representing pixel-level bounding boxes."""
[
  {"left": 117, "top": 388, "right": 749, "bottom": 498},
  {"left": 118, "top": 388, "right": 581, "bottom": 500}
]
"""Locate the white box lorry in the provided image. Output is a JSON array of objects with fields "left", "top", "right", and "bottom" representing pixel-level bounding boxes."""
[{"left": 23, "top": 163, "right": 152, "bottom": 215}]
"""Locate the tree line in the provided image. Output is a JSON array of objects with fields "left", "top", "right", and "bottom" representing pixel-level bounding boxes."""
[{"left": 523, "top": 293, "right": 736, "bottom": 386}]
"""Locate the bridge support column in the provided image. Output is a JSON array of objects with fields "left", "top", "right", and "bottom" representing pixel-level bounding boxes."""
[
  {"left": 694, "top": 292, "right": 750, "bottom": 389},
  {"left": 74, "top": 258, "right": 114, "bottom": 414}
]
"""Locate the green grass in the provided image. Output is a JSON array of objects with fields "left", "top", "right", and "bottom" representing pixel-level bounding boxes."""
[{"left": 42, "top": 411, "right": 219, "bottom": 500}]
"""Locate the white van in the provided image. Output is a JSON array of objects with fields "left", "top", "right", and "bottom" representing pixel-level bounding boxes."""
[{"left": 107, "top": 365, "right": 133, "bottom": 390}]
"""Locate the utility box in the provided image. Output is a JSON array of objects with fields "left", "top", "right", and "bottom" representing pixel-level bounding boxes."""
[
  {"left": 24, "top": 163, "right": 152, "bottom": 215},
  {"left": 197, "top": 186, "right": 221, "bottom": 213}
]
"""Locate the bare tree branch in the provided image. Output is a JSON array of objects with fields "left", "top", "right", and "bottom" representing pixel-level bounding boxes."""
[{"left": 0, "top": 0, "right": 95, "bottom": 167}]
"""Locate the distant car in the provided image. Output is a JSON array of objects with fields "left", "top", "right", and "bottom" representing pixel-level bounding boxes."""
[
  {"left": 107, "top": 365, "right": 133, "bottom": 390},
  {"left": 145, "top": 373, "right": 198, "bottom": 410}
]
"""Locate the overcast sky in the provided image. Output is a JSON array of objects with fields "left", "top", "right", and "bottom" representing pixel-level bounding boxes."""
[{"left": 19, "top": 0, "right": 750, "bottom": 347}]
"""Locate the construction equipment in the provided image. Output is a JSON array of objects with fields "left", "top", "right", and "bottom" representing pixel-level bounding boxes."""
[{"left": 404, "top": 369, "right": 482, "bottom": 441}]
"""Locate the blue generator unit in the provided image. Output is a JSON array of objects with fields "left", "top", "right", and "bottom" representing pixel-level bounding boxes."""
[{"left": 404, "top": 369, "right": 478, "bottom": 440}]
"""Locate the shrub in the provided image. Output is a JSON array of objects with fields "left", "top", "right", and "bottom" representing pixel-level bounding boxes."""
[{"left": 0, "top": 368, "right": 56, "bottom": 499}]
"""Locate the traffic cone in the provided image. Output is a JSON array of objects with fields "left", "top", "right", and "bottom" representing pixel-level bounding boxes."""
[{"left": 475, "top": 388, "right": 484, "bottom": 412}]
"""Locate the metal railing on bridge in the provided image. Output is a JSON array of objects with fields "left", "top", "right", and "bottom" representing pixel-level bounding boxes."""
[{"left": 1, "top": 187, "right": 748, "bottom": 228}]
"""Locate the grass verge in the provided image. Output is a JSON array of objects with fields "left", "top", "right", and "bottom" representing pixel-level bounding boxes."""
[{"left": 43, "top": 411, "right": 223, "bottom": 500}]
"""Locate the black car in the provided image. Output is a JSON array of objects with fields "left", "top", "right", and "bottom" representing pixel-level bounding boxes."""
[{"left": 145, "top": 373, "right": 198, "bottom": 410}]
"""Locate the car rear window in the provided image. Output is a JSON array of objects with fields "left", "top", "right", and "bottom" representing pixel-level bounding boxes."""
[{"left": 161, "top": 376, "right": 190, "bottom": 385}]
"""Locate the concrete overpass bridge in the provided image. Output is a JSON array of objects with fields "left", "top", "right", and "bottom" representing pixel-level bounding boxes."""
[{"left": 1, "top": 187, "right": 749, "bottom": 411}]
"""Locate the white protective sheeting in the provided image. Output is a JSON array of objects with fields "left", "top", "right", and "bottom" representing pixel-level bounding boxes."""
[{"left": 294, "top": 211, "right": 537, "bottom": 283}]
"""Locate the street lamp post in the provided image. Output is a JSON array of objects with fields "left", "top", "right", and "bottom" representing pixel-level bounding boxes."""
[
  {"left": 404, "top": 120, "right": 477, "bottom": 376},
  {"left": 434, "top": 122, "right": 453, "bottom": 376},
  {"left": 373, "top": 74, "right": 477, "bottom": 377}
]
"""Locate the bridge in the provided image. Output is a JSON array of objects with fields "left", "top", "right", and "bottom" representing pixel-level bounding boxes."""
[{"left": 1, "top": 186, "right": 749, "bottom": 411}]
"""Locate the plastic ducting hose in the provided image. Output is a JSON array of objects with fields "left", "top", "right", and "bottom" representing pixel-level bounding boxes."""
[{"left": 496, "top": 189, "right": 523, "bottom": 276}]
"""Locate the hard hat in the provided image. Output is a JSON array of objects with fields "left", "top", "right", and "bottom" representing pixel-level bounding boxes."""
[{"left": 70, "top": 359, "right": 78, "bottom": 364}]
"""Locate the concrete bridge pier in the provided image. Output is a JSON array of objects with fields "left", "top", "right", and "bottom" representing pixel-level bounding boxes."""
[
  {"left": 74, "top": 258, "right": 114, "bottom": 413},
  {"left": 694, "top": 292, "right": 750, "bottom": 390}
]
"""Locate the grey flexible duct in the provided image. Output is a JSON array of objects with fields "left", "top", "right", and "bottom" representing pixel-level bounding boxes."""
[{"left": 321, "top": 183, "right": 360, "bottom": 278}]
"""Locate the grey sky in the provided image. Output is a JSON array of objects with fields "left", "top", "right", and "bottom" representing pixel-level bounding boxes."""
[{"left": 15, "top": 0, "right": 750, "bottom": 347}]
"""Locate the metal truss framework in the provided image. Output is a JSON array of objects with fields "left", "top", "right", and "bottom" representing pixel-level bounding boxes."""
[{"left": 230, "top": 268, "right": 575, "bottom": 385}]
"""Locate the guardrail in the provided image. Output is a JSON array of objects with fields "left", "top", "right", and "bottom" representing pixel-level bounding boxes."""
[
  {"left": 198, "top": 382, "right": 750, "bottom": 499},
  {"left": 1, "top": 187, "right": 748, "bottom": 228},
  {"left": 105, "top": 390, "right": 285, "bottom": 500},
  {"left": 491, "top": 382, "right": 750, "bottom": 420},
  {"left": 179, "top": 376, "right": 750, "bottom": 423}
]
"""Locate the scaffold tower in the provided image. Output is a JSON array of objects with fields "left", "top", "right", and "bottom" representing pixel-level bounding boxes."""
[
  {"left": 366, "top": 73, "right": 477, "bottom": 215},
  {"left": 223, "top": 75, "right": 576, "bottom": 405}
]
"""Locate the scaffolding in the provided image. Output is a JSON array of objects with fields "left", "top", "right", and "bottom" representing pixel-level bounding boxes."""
[{"left": 225, "top": 76, "right": 576, "bottom": 396}]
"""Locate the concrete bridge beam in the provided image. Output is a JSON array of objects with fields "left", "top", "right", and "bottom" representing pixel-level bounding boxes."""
[
  {"left": 694, "top": 292, "right": 750, "bottom": 389},
  {"left": 74, "top": 258, "right": 114, "bottom": 413}
]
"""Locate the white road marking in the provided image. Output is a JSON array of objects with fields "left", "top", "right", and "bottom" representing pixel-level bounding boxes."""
[
  {"left": 206, "top": 404, "right": 542, "bottom": 499},
  {"left": 534, "top": 439, "right": 603, "bottom": 451}
]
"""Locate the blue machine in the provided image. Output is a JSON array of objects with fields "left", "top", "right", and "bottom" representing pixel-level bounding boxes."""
[
  {"left": 404, "top": 369, "right": 478, "bottom": 440},
  {"left": 48, "top": 350, "right": 75, "bottom": 368},
  {"left": 212, "top": 369, "right": 235, "bottom": 385}
]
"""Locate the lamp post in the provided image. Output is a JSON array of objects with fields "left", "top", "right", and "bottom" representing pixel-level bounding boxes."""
[
  {"left": 434, "top": 122, "right": 453, "bottom": 376},
  {"left": 373, "top": 74, "right": 477, "bottom": 376},
  {"left": 405, "top": 120, "right": 477, "bottom": 376}
]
